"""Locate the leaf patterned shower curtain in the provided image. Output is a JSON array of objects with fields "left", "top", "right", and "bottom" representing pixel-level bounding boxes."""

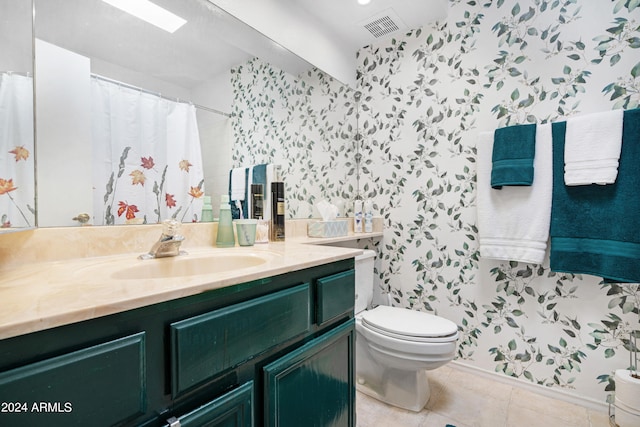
[
  {"left": 0, "top": 73, "right": 35, "bottom": 228},
  {"left": 91, "top": 77, "right": 205, "bottom": 225}
]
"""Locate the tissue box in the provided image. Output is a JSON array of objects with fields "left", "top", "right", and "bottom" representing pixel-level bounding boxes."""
[{"left": 307, "top": 219, "right": 349, "bottom": 238}]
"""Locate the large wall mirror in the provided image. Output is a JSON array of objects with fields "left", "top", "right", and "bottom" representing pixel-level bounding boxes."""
[
  {"left": 0, "top": 0, "right": 35, "bottom": 232},
  {"left": 32, "top": 0, "right": 317, "bottom": 227}
]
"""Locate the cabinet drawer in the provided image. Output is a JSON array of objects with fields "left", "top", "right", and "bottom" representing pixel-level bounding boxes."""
[
  {"left": 171, "top": 283, "right": 311, "bottom": 396},
  {"left": 166, "top": 381, "right": 253, "bottom": 427},
  {"left": 316, "top": 269, "right": 355, "bottom": 326},
  {"left": 0, "top": 332, "right": 146, "bottom": 427}
]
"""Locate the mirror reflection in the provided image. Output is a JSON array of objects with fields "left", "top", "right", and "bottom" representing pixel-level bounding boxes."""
[
  {"left": 0, "top": 0, "right": 35, "bottom": 231},
  {"left": 33, "top": 0, "right": 316, "bottom": 227}
]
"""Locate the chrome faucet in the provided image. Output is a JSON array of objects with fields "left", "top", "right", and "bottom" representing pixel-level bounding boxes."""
[{"left": 139, "top": 219, "right": 187, "bottom": 259}]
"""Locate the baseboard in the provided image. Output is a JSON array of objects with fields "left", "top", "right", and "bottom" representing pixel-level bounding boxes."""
[{"left": 450, "top": 360, "right": 609, "bottom": 413}]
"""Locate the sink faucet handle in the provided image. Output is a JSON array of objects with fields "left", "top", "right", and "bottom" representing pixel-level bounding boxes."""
[
  {"left": 138, "top": 219, "right": 186, "bottom": 259},
  {"left": 162, "top": 219, "right": 181, "bottom": 237}
]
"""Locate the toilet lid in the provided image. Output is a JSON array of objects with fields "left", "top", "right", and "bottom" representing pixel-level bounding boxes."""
[{"left": 361, "top": 306, "right": 458, "bottom": 339}]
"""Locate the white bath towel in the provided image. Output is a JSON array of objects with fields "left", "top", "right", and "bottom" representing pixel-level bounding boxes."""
[
  {"left": 230, "top": 167, "right": 247, "bottom": 201},
  {"left": 263, "top": 164, "right": 274, "bottom": 221},
  {"left": 564, "top": 109, "right": 623, "bottom": 185},
  {"left": 476, "top": 124, "right": 553, "bottom": 264},
  {"left": 244, "top": 167, "right": 253, "bottom": 218}
]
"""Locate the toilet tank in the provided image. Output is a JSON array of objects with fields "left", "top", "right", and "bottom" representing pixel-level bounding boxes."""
[{"left": 355, "top": 250, "right": 376, "bottom": 314}]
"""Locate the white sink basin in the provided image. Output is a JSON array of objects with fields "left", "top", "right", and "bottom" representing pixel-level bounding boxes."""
[{"left": 111, "top": 253, "right": 269, "bottom": 280}]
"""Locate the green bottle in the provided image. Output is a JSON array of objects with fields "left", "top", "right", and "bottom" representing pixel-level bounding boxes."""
[
  {"left": 216, "top": 195, "right": 235, "bottom": 247},
  {"left": 201, "top": 195, "right": 214, "bottom": 222}
]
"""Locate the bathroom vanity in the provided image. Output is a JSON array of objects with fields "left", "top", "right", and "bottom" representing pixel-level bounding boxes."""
[{"left": 0, "top": 239, "right": 360, "bottom": 427}]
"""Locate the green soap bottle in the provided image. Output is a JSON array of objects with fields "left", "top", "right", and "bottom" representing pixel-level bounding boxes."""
[
  {"left": 201, "top": 195, "right": 214, "bottom": 222},
  {"left": 216, "top": 195, "right": 235, "bottom": 247}
]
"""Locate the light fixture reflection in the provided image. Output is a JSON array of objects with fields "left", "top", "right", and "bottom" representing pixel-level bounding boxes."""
[{"left": 102, "top": 0, "right": 186, "bottom": 33}]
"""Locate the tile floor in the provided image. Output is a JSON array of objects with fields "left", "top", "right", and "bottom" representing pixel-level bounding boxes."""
[{"left": 355, "top": 364, "right": 611, "bottom": 427}]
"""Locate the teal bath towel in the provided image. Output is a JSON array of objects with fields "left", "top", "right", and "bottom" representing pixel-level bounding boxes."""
[
  {"left": 252, "top": 163, "right": 268, "bottom": 198},
  {"left": 491, "top": 123, "right": 537, "bottom": 189},
  {"left": 550, "top": 108, "right": 640, "bottom": 283}
]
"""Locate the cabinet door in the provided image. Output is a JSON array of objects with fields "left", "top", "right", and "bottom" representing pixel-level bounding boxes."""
[
  {"left": 166, "top": 381, "right": 253, "bottom": 427},
  {"left": 263, "top": 320, "right": 355, "bottom": 427},
  {"left": 0, "top": 332, "right": 146, "bottom": 427}
]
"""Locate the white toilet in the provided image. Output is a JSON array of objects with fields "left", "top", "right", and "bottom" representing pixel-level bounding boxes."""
[{"left": 354, "top": 250, "right": 459, "bottom": 412}]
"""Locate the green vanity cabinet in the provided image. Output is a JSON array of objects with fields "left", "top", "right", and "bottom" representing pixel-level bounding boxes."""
[
  {"left": 316, "top": 270, "right": 355, "bottom": 326},
  {"left": 170, "top": 284, "right": 311, "bottom": 397},
  {"left": 264, "top": 320, "right": 355, "bottom": 427},
  {"left": 165, "top": 381, "right": 253, "bottom": 427},
  {"left": 0, "top": 258, "right": 355, "bottom": 427},
  {"left": 0, "top": 332, "right": 146, "bottom": 427}
]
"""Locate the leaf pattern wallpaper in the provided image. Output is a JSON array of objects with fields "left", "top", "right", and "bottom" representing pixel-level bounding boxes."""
[
  {"left": 231, "top": 59, "right": 360, "bottom": 218},
  {"left": 232, "top": 0, "right": 640, "bottom": 404}
]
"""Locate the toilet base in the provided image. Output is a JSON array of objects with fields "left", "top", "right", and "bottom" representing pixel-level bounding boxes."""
[{"left": 356, "top": 367, "right": 430, "bottom": 412}]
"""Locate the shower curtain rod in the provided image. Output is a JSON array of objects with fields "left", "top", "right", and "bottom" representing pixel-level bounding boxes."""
[{"left": 90, "top": 74, "right": 231, "bottom": 118}]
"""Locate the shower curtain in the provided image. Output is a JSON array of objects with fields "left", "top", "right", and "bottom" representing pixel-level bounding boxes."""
[
  {"left": 91, "top": 77, "right": 205, "bottom": 225},
  {"left": 0, "top": 73, "right": 35, "bottom": 228}
]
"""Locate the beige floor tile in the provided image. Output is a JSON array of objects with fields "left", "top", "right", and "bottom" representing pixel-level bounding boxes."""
[
  {"left": 428, "top": 364, "right": 454, "bottom": 381},
  {"left": 370, "top": 408, "right": 429, "bottom": 427},
  {"left": 428, "top": 379, "right": 509, "bottom": 427},
  {"left": 508, "top": 387, "right": 589, "bottom": 426},
  {"left": 356, "top": 391, "right": 429, "bottom": 427},
  {"left": 421, "top": 411, "right": 472, "bottom": 427},
  {"left": 426, "top": 367, "right": 451, "bottom": 406},
  {"left": 588, "top": 408, "right": 612, "bottom": 427},
  {"left": 356, "top": 365, "right": 602, "bottom": 427},
  {"left": 506, "top": 404, "right": 588, "bottom": 427},
  {"left": 445, "top": 368, "right": 514, "bottom": 400},
  {"left": 356, "top": 391, "right": 386, "bottom": 426}
]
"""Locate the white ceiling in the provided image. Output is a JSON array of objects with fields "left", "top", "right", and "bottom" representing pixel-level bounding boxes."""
[
  {"left": 35, "top": 0, "right": 255, "bottom": 89},
  {"left": 295, "top": 0, "right": 448, "bottom": 51},
  {"left": 33, "top": 0, "right": 448, "bottom": 90}
]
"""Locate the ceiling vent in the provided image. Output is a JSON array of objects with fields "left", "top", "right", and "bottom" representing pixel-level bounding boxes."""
[{"left": 359, "top": 8, "right": 406, "bottom": 39}]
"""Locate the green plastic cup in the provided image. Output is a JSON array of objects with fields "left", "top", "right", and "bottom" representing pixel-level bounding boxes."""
[{"left": 234, "top": 219, "right": 258, "bottom": 246}]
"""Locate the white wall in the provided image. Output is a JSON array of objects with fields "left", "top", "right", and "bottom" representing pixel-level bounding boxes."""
[
  {"left": 35, "top": 39, "right": 93, "bottom": 227},
  {"left": 91, "top": 58, "right": 192, "bottom": 101},
  {"left": 191, "top": 72, "right": 234, "bottom": 216},
  {"left": 0, "top": 1, "right": 33, "bottom": 72},
  {"left": 210, "top": 0, "right": 356, "bottom": 87}
]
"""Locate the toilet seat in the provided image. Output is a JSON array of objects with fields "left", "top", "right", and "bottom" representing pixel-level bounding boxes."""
[{"left": 360, "top": 306, "right": 458, "bottom": 343}]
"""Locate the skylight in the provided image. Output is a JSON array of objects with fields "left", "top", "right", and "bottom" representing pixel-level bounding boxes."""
[{"left": 102, "top": 0, "right": 186, "bottom": 33}]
